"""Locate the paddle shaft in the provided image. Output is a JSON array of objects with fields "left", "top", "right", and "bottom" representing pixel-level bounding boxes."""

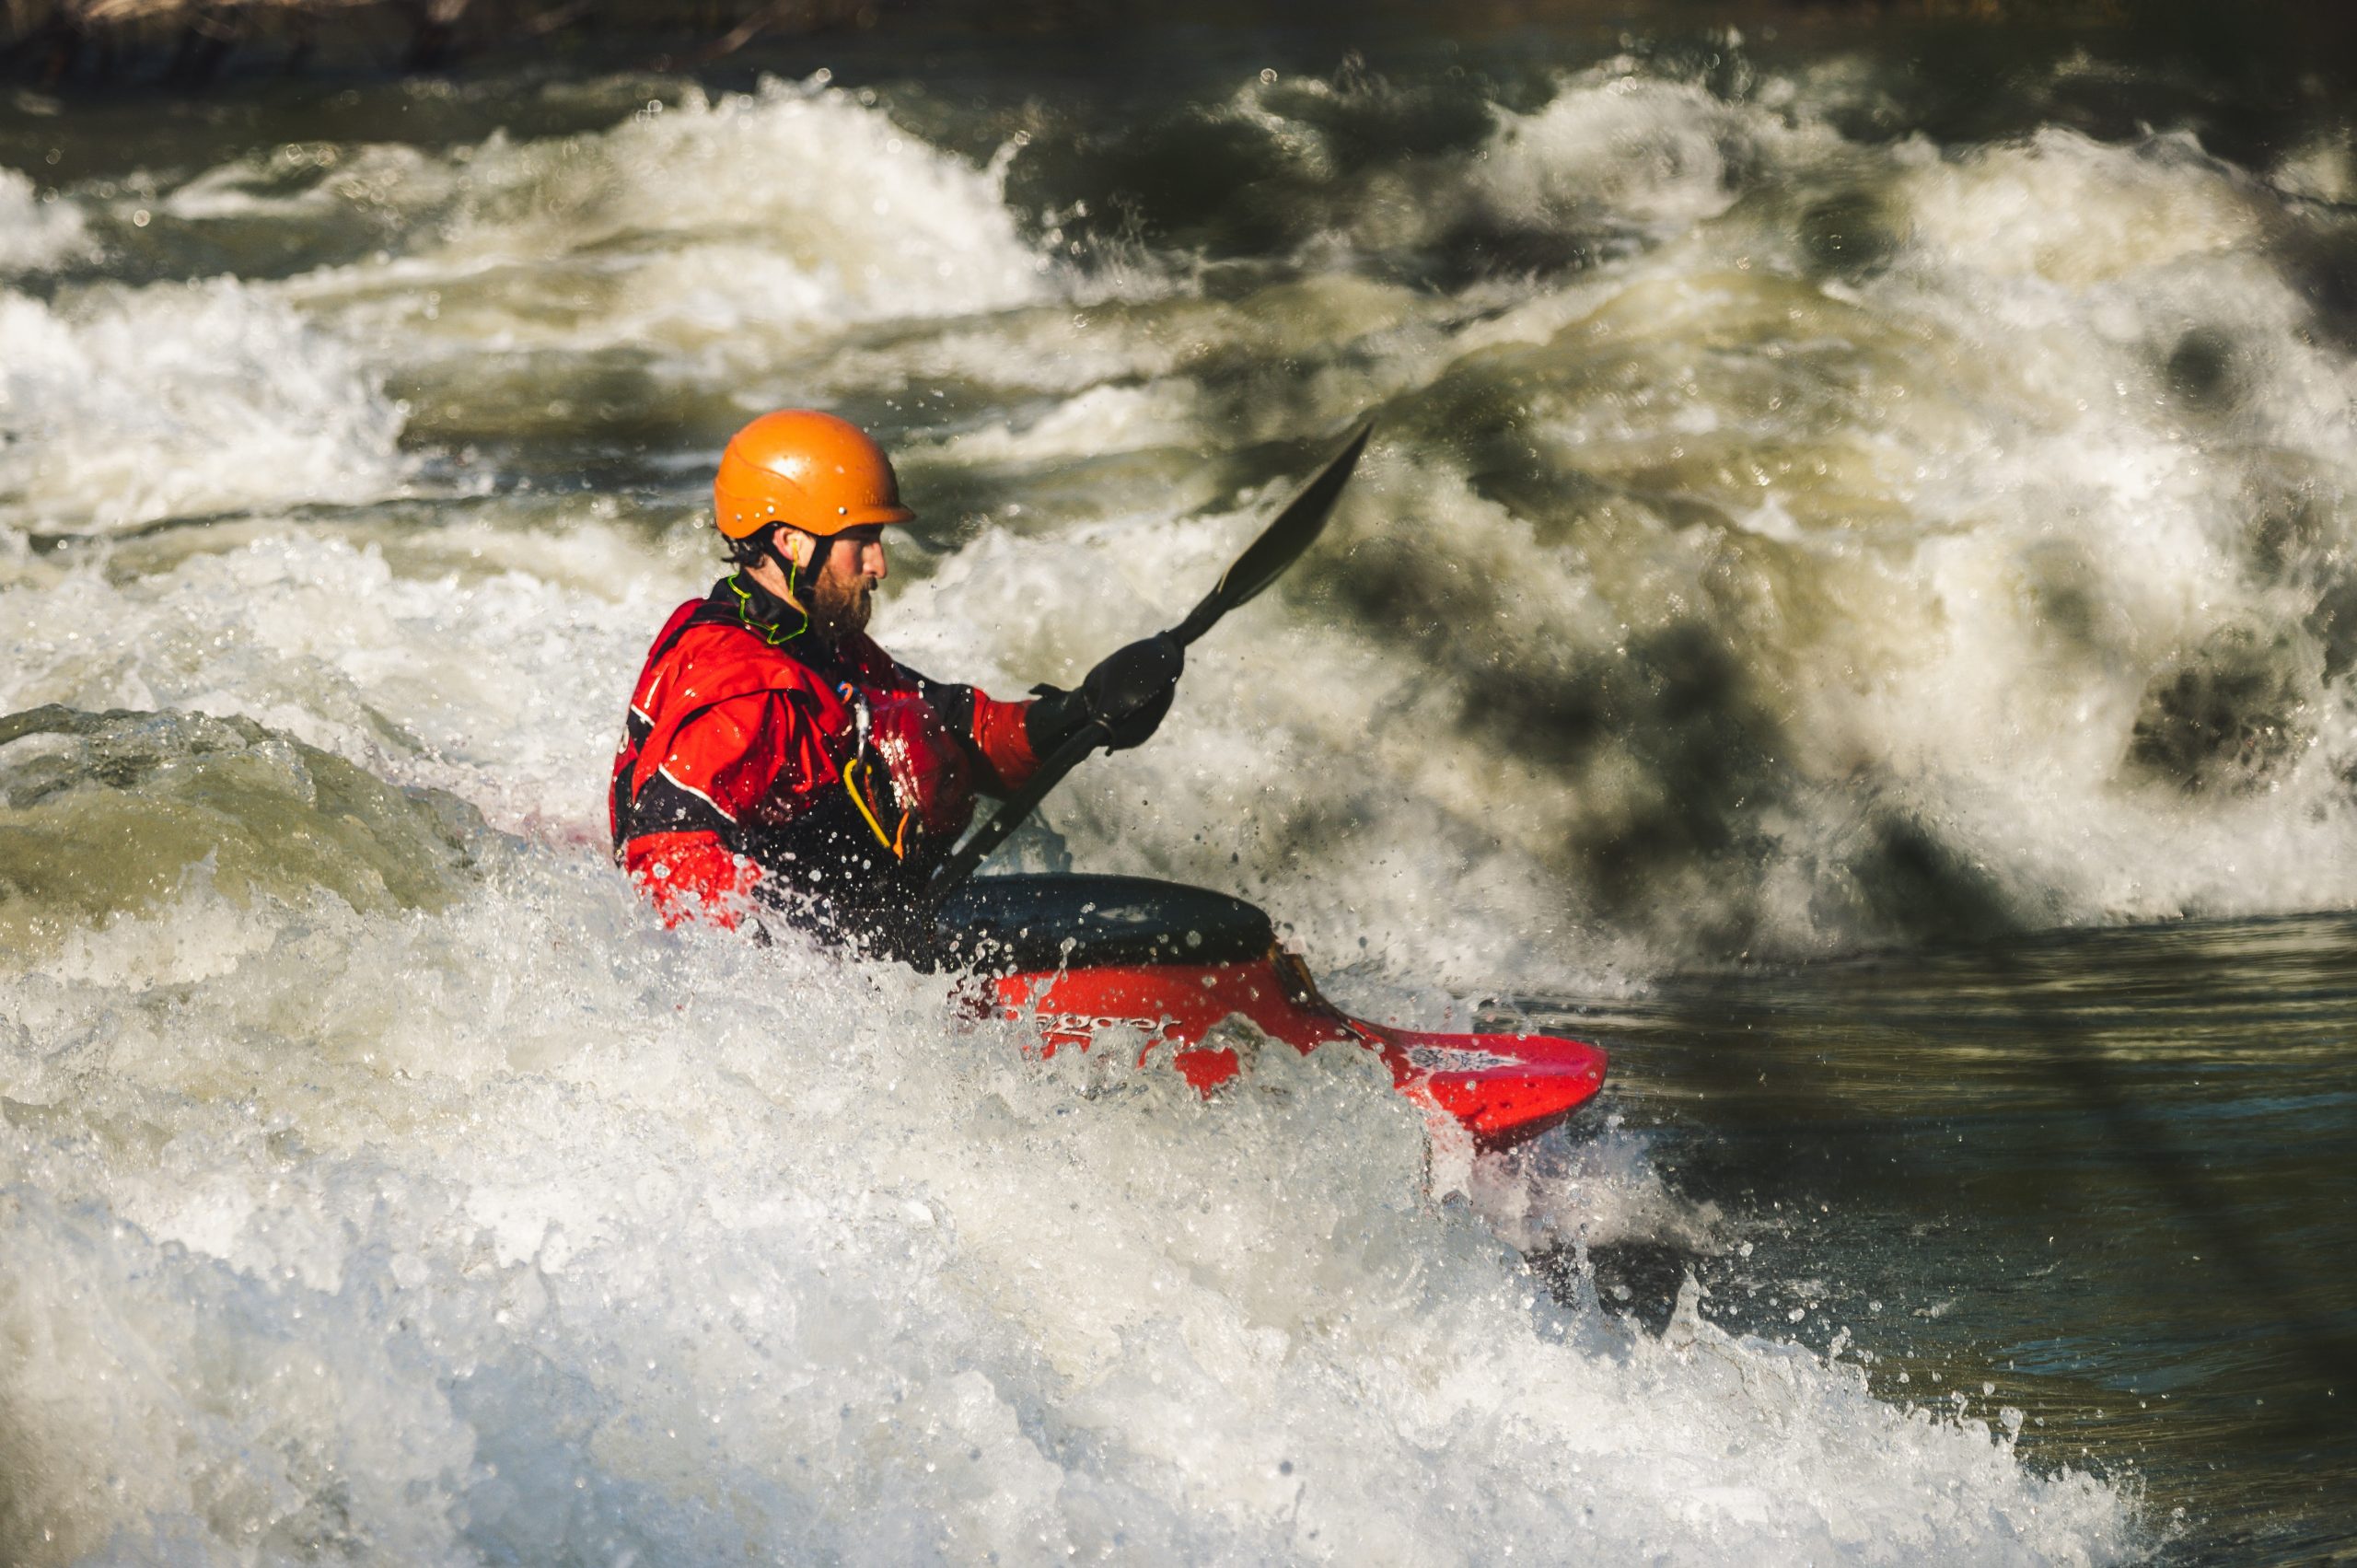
[
  {"left": 923, "top": 723, "right": 1108, "bottom": 897},
  {"left": 925, "top": 424, "right": 1371, "bottom": 904}
]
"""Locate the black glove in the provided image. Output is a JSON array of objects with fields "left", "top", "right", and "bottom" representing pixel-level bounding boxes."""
[{"left": 1028, "top": 633, "right": 1184, "bottom": 754}]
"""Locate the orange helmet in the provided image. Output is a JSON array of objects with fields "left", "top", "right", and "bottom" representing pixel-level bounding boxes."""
[{"left": 712, "top": 410, "right": 915, "bottom": 540}]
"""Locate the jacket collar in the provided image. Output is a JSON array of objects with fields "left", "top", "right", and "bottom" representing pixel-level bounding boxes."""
[{"left": 714, "top": 571, "right": 810, "bottom": 647}]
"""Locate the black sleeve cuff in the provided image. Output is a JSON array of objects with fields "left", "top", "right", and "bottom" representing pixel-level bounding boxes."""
[{"left": 1025, "top": 684, "right": 1090, "bottom": 756}]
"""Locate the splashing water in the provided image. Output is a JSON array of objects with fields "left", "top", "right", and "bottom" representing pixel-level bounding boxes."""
[{"left": 15, "top": 23, "right": 2356, "bottom": 1559}]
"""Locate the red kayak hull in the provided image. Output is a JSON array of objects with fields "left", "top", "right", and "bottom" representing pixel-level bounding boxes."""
[{"left": 987, "top": 947, "right": 1607, "bottom": 1150}]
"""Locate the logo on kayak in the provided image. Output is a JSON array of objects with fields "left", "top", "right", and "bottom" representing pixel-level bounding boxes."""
[
  {"left": 1403, "top": 1044, "right": 1518, "bottom": 1074},
  {"left": 1041, "top": 1013, "right": 1173, "bottom": 1039}
]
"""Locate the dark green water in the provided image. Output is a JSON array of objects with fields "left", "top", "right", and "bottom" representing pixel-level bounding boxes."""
[{"left": 1534, "top": 913, "right": 2357, "bottom": 1562}]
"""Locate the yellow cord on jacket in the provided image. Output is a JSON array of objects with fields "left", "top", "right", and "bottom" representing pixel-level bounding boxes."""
[{"left": 842, "top": 758, "right": 910, "bottom": 860}]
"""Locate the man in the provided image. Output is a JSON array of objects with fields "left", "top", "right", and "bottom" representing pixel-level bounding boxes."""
[{"left": 610, "top": 409, "right": 1179, "bottom": 951}]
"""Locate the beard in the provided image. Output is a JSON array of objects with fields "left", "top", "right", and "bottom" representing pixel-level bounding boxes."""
[{"left": 807, "top": 567, "right": 874, "bottom": 643}]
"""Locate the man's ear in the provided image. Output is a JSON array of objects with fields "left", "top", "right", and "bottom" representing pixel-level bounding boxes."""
[{"left": 779, "top": 528, "right": 817, "bottom": 570}]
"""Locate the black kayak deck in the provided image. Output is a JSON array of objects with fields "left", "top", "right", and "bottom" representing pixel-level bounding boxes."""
[{"left": 933, "top": 874, "right": 1274, "bottom": 971}]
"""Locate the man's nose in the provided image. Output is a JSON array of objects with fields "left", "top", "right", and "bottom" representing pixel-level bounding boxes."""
[{"left": 865, "top": 540, "right": 888, "bottom": 581}]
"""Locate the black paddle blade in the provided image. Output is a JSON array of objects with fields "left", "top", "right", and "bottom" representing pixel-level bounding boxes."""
[{"left": 1169, "top": 422, "right": 1371, "bottom": 647}]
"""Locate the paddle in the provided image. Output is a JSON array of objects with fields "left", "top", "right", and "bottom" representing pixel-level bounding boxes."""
[{"left": 925, "top": 421, "right": 1373, "bottom": 903}]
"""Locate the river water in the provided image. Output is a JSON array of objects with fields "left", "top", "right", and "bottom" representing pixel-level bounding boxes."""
[{"left": 3, "top": 10, "right": 2354, "bottom": 1563}]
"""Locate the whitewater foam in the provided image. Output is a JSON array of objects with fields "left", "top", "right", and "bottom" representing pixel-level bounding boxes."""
[
  {"left": 0, "top": 528, "right": 689, "bottom": 831},
  {"left": 0, "top": 166, "right": 93, "bottom": 274},
  {"left": 0, "top": 278, "right": 410, "bottom": 535},
  {"left": 36, "top": 41, "right": 2357, "bottom": 1557},
  {"left": 0, "top": 839, "right": 2139, "bottom": 1564},
  {"left": 277, "top": 75, "right": 1053, "bottom": 376}
]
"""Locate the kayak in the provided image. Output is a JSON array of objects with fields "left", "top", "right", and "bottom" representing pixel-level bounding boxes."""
[{"left": 934, "top": 874, "right": 1607, "bottom": 1150}]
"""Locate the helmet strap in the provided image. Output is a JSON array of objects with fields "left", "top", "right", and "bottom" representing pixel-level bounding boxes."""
[{"left": 726, "top": 533, "right": 809, "bottom": 646}]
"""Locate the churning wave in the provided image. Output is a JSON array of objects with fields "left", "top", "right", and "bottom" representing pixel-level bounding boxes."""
[{"left": 10, "top": 41, "right": 2351, "bottom": 1557}]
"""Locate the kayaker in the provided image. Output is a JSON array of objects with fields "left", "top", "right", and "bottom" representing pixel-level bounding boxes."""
[{"left": 609, "top": 409, "right": 1181, "bottom": 950}]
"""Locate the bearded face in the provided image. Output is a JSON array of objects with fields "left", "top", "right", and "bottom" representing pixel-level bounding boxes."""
[{"left": 805, "top": 528, "right": 883, "bottom": 643}]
